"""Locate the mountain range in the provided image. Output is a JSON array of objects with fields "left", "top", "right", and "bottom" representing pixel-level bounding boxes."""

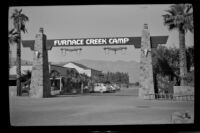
[{"left": 9, "top": 57, "right": 32, "bottom": 66}]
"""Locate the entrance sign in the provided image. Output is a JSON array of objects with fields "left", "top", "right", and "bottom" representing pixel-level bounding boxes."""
[
  {"left": 22, "top": 36, "right": 168, "bottom": 50},
  {"left": 22, "top": 24, "right": 169, "bottom": 99}
]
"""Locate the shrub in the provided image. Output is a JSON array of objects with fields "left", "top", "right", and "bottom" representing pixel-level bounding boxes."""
[{"left": 135, "top": 82, "right": 139, "bottom": 86}]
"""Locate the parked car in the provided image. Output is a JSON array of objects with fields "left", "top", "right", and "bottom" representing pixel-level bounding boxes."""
[
  {"left": 51, "top": 86, "right": 61, "bottom": 95},
  {"left": 112, "top": 84, "right": 120, "bottom": 91},
  {"left": 21, "top": 79, "right": 31, "bottom": 94},
  {"left": 83, "top": 86, "right": 90, "bottom": 93},
  {"left": 94, "top": 83, "right": 107, "bottom": 93},
  {"left": 106, "top": 84, "right": 116, "bottom": 92},
  {"left": 21, "top": 84, "right": 30, "bottom": 94}
]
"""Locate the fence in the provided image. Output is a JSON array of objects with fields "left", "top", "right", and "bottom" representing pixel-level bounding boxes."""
[{"left": 145, "top": 93, "right": 194, "bottom": 101}]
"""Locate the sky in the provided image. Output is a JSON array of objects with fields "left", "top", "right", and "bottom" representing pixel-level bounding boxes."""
[{"left": 8, "top": 5, "right": 194, "bottom": 63}]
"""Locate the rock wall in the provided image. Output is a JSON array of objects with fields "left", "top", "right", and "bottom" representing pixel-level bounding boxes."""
[
  {"left": 29, "top": 28, "right": 51, "bottom": 98},
  {"left": 9, "top": 86, "right": 17, "bottom": 97},
  {"left": 139, "top": 24, "right": 155, "bottom": 99}
]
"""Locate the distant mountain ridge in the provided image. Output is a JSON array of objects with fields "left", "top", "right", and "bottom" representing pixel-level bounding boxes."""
[{"left": 10, "top": 57, "right": 32, "bottom": 66}]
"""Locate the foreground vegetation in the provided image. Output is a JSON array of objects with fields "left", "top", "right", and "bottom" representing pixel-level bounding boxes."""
[{"left": 152, "top": 46, "right": 194, "bottom": 94}]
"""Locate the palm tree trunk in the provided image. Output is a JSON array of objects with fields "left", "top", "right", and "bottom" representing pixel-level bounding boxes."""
[
  {"left": 179, "top": 29, "right": 187, "bottom": 86},
  {"left": 9, "top": 44, "right": 11, "bottom": 69},
  {"left": 81, "top": 82, "right": 84, "bottom": 94},
  {"left": 16, "top": 32, "right": 21, "bottom": 96}
]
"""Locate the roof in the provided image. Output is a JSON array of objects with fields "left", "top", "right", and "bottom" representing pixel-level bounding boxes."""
[
  {"left": 65, "top": 62, "right": 101, "bottom": 72},
  {"left": 9, "top": 64, "right": 78, "bottom": 80},
  {"left": 69, "top": 62, "right": 90, "bottom": 69},
  {"left": 9, "top": 65, "right": 32, "bottom": 75},
  {"left": 91, "top": 68, "right": 102, "bottom": 73},
  {"left": 50, "top": 64, "right": 78, "bottom": 77},
  {"left": 22, "top": 36, "right": 168, "bottom": 50}
]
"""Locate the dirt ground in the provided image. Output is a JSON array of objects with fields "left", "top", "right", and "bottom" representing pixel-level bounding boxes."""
[{"left": 9, "top": 86, "right": 194, "bottom": 126}]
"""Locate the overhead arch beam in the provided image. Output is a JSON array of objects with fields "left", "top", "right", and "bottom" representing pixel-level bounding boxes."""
[{"left": 22, "top": 36, "right": 168, "bottom": 50}]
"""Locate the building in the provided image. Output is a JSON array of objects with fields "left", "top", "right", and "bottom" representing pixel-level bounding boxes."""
[
  {"left": 9, "top": 62, "right": 102, "bottom": 95},
  {"left": 9, "top": 65, "right": 32, "bottom": 86},
  {"left": 49, "top": 64, "right": 78, "bottom": 94},
  {"left": 63, "top": 62, "right": 102, "bottom": 79},
  {"left": 9, "top": 65, "right": 32, "bottom": 76},
  {"left": 9, "top": 64, "right": 78, "bottom": 92},
  {"left": 50, "top": 64, "right": 78, "bottom": 77}
]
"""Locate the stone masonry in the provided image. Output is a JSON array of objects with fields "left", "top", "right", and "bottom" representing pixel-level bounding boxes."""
[
  {"left": 29, "top": 28, "right": 51, "bottom": 98},
  {"left": 139, "top": 24, "right": 155, "bottom": 99}
]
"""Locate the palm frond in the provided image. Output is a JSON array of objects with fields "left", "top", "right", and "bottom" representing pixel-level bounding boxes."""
[
  {"left": 8, "top": 32, "right": 20, "bottom": 44},
  {"left": 184, "top": 15, "right": 193, "bottom": 26},
  {"left": 183, "top": 23, "right": 193, "bottom": 33},
  {"left": 9, "top": 29, "right": 15, "bottom": 34},
  {"left": 10, "top": 8, "right": 29, "bottom": 33},
  {"left": 185, "top": 4, "right": 193, "bottom": 13},
  {"left": 172, "top": 4, "right": 185, "bottom": 15},
  {"left": 163, "top": 4, "right": 193, "bottom": 33},
  {"left": 165, "top": 9, "right": 176, "bottom": 16},
  {"left": 19, "top": 9, "right": 22, "bottom": 13},
  {"left": 20, "top": 24, "right": 28, "bottom": 33},
  {"left": 14, "top": 9, "right": 19, "bottom": 13},
  {"left": 21, "top": 14, "right": 29, "bottom": 22},
  {"left": 168, "top": 24, "right": 177, "bottom": 31}
]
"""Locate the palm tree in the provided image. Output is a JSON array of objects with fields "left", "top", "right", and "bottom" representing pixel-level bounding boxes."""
[
  {"left": 20, "top": 70, "right": 32, "bottom": 94},
  {"left": 8, "top": 29, "right": 20, "bottom": 69},
  {"left": 79, "top": 74, "right": 89, "bottom": 94},
  {"left": 50, "top": 70, "right": 60, "bottom": 90},
  {"left": 10, "top": 9, "right": 29, "bottom": 96},
  {"left": 21, "top": 70, "right": 32, "bottom": 82},
  {"left": 163, "top": 4, "right": 193, "bottom": 86}
]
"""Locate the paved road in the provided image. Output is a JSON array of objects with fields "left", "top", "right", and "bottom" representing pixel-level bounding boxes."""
[{"left": 9, "top": 87, "right": 194, "bottom": 126}]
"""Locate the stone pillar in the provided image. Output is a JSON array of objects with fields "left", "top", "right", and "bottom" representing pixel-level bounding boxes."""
[
  {"left": 29, "top": 28, "right": 51, "bottom": 98},
  {"left": 139, "top": 24, "right": 155, "bottom": 99}
]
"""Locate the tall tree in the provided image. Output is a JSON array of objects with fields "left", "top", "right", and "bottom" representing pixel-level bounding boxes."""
[
  {"left": 8, "top": 29, "right": 19, "bottom": 69},
  {"left": 50, "top": 69, "right": 60, "bottom": 90},
  {"left": 186, "top": 46, "right": 194, "bottom": 72},
  {"left": 10, "top": 9, "right": 29, "bottom": 96},
  {"left": 163, "top": 4, "right": 193, "bottom": 85}
]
